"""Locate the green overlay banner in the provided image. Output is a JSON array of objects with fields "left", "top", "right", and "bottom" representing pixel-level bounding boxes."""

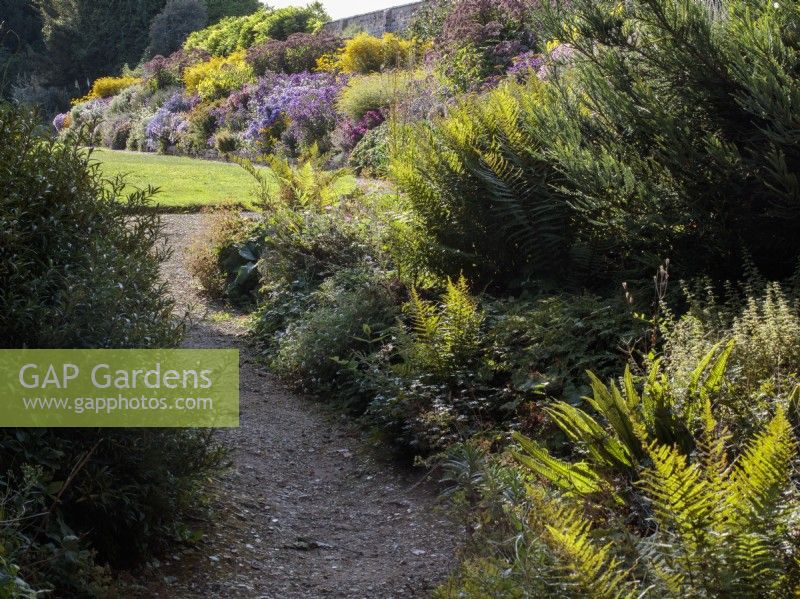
[{"left": 0, "top": 349, "right": 239, "bottom": 427}]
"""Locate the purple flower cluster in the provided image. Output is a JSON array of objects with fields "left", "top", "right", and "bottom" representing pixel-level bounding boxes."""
[
  {"left": 242, "top": 72, "right": 348, "bottom": 149},
  {"left": 507, "top": 51, "right": 545, "bottom": 80},
  {"left": 145, "top": 93, "right": 192, "bottom": 151},
  {"left": 338, "top": 110, "right": 385, "bottom": 151},
  {"left": 53, "top": 112, "right": 68, "bottom": 131}
]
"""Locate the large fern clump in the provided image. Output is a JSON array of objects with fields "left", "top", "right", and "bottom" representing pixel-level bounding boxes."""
[
  {"left": 439, "top": 339, "right": 800, "bottom": 597},
  {"left": 390, "top": 79, "right": 576, "bottom": 291},
  {"left": 394, "top": 0, "right": 800, "bottom": 292}
]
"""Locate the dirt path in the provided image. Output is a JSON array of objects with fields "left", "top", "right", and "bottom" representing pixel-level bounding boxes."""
[{"left": 138, "top": 214, "right": 457, "bottom": 598}]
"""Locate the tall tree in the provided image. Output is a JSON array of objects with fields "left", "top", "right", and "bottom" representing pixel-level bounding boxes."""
[
  {"left": 0, "top": 0, "right": 44, "bottom": 96},
  {"left": 36, "top": 0, "right": 166, "bottom": 90},
  {"left": 204, "top": 0, "right": 260, "bottom": 25},
  {"left": 147, "top": 0, "right": 207, "bottom": 58}
]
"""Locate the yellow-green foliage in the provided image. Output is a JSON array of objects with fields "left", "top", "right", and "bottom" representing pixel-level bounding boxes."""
[
  {"left": 506, "top": 347, "right": 800, "bottom": 596},
  {"left": 336, "top": 70, "right": 422, "bottom": 121},
  {"left": 240, "top": 151, "right": 358, "bottom": 211},
  {"left": 317, "top": 32, "right": 425, "bottom": 74},
  {"left": 389, "top": 78, "right": 567, "bottom": 287},
  {"left": 403, "top": 275, "right": 483, "bottom": 378},
  {"left": 184, "top": 5, "right": 327, "bottom": 56},
  {"left": 664, "top": 282, "right": 800, "bottom": 434},
  {"left": 71, "top": 76, "right": 142, "bottom": 105},
  {"left": 183, "top": 50, "right": 254, "bottom": 100}
]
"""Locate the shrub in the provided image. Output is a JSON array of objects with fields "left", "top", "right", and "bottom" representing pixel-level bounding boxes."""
[
  {"left": 66, "top": 98, "right": 110, "bottom": 143},
  {"left": 432, "top": 0, "right": 541, "bottom": 89},
  {"left": 179, "top": 102, "right": 218, "bottom": 154},
  {"left": 348, "top": 120, "right": 391, "bottom": 176},
  {"left": 240, "top": 72, "right": 346, "bottom": 154},
  {"left": 183, "top": 50, "right": 254, "bottom": 100},
  {"left": 336, "top": 70, "right": 420, "bottom": 121},
  {"left": 245, "top": 31, "right": 342, "bottom": 75},
  {"left": 146, "top": 0, "right": 208, "bottom": 58},
  {"left": 183, "top": 4, "right": 328, "bottom": 56},
  {"left": 143, "top": 92, "right": 196, "bottom": 153},
  {"left": 537, "top": 0, "right": 800, "bottom": 281},
  {"left": 270, "top": 267, "right": 399, "bottom": 405},
  {"left": 187, "top": 208, "right": 259, "bottom": 300},
  {"left": 390, "top": 78, "right": 570, "bottom": 290},
  {"left": 143, "top": 48, "right": 212, "bottom": 91},
  {"left": 319, "top": 32, "right": 424, "bottom": 74},
  {"left": 336, "top": 109, "right": 385, "bottom": 153},
  {"left": 363, "top": 276, "right": 500, "bottom": 452},
  {"left": 214, "top": 128, "right": 239, "bottom": 153},
  {"left": 0, "top": 104, "right": 224, "bottom": 593},
  {"left": 244, "top": 157, "right": 382, "bottom": 342},
  {"left": 71, "top": 75, "right": 142, "bottom": 105},
  {"left": 100, "top": 115, "right": 134, "bottom": 149}
]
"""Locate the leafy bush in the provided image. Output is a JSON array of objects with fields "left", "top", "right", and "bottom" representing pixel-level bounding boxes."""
[
  {"left": 0, "top": 104, "right": 224, "bottom": 593},
  {"left": 432, "top": 0, "right": 541, "bottom": 89},
  {"left": 183, "top": 50, "right": 254, "bottom": 100},
  {"left": 336, "top": 109, "right": 385, "bottom": 154},
  {"left": 270, "top": 267, "right": 399, "bottom": 405},
  {"left": 348, "top": 120, "right": 391, "bottom": 177},
  {"left": 390, "top": 78, "right": 569, "bottom": 290},
  {"left": 178, "top": 101, "right": 217, "bottom": 154},
  {"left": 71, "top": 75, "right": 142, "bottom": 105},
  {"left": 99, "top": 115, "right": 134, "bottom": 149},
  {"left": 183, "top": 4, "right": 328, "bottom": 56},
  {"left": 538, "top": 0, "right": 800, "bottom": 281},
  {"left": 237, "top": 72, "right": 346, "bottom": 154},
  {"left": 319, "top": 32, "right": 425, "bottom": 74},
  {"left": 143, "top": 48, "right": 211, "bottom": 90},
  {"left": 336, "top": 70, "right": 421, "bottom": 121},
  {"left": 245, "top": 31, "right": 343, "bottom": 75}
]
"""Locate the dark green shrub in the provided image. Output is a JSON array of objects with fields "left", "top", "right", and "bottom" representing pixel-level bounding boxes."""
[
  {"left": 214, "top": 128, "right": 239, "bottom": 153},
  {"left": 540, "top": 0, "right": 800, "bottom": 281},
  {"left": 270, "top": 267, "right": 400, "bottom": 410},
  {"left": 349, "top": 121, "right": 390, "bottom": 177},
  {"left": 0, "top": 105, "right": 224, "bottom": 593}
]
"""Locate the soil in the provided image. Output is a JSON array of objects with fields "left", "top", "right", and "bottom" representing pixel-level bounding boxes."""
[{"left": 131, "top": 213, "right": 459, "bottom": 599}]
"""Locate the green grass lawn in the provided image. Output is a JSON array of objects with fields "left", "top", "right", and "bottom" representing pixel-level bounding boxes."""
[{"left": 91, "top": 149, "right": 266, "bottom": 210}]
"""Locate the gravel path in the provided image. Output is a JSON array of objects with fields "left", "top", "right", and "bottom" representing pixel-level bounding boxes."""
[{"left": 136, "top": 213, "right": 457, "bottom": 598}]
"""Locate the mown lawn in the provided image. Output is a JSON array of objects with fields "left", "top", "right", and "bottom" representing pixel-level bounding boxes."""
[{"left": 91, "top": 149, "right": 267, "bottom": 210}]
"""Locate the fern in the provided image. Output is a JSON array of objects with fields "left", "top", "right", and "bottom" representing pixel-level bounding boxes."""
[
  {"left": 402, "top": 275, "right": 484, "bottom": 379},
  {"left": 511, "top": 354, "right": 800, "bottom": 597}
]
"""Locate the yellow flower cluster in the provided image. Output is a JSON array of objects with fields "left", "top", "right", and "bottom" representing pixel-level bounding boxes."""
[
  {"left": 316, "top": 33, "right": 429, "bottom": 75},
  {"left": 71, "top": 76, "right": 142, "bottom": 105},
  {"left": 183, "top": 51, "right": 254, "bottom": 101}
]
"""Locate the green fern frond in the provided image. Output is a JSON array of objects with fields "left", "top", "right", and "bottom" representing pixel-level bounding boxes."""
[
  {"left": 585, "top": 369, "right": 644, "bottom": 461},
  {"left": 512, "top": 432, "right": 607, "bottom": 497},
  {"left": 543, "top": 507, "right": 638, "bottom": 599},
  {"left": 545, "top": 402, "right": 634, "bottom": 469},
  {"left": 729, "top": 406, "right": 796, "bottom": 526}
]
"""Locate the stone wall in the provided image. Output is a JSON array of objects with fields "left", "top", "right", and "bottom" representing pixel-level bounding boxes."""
[{"left": 321, "top": 2, "right": 425, "bottom": 37}]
